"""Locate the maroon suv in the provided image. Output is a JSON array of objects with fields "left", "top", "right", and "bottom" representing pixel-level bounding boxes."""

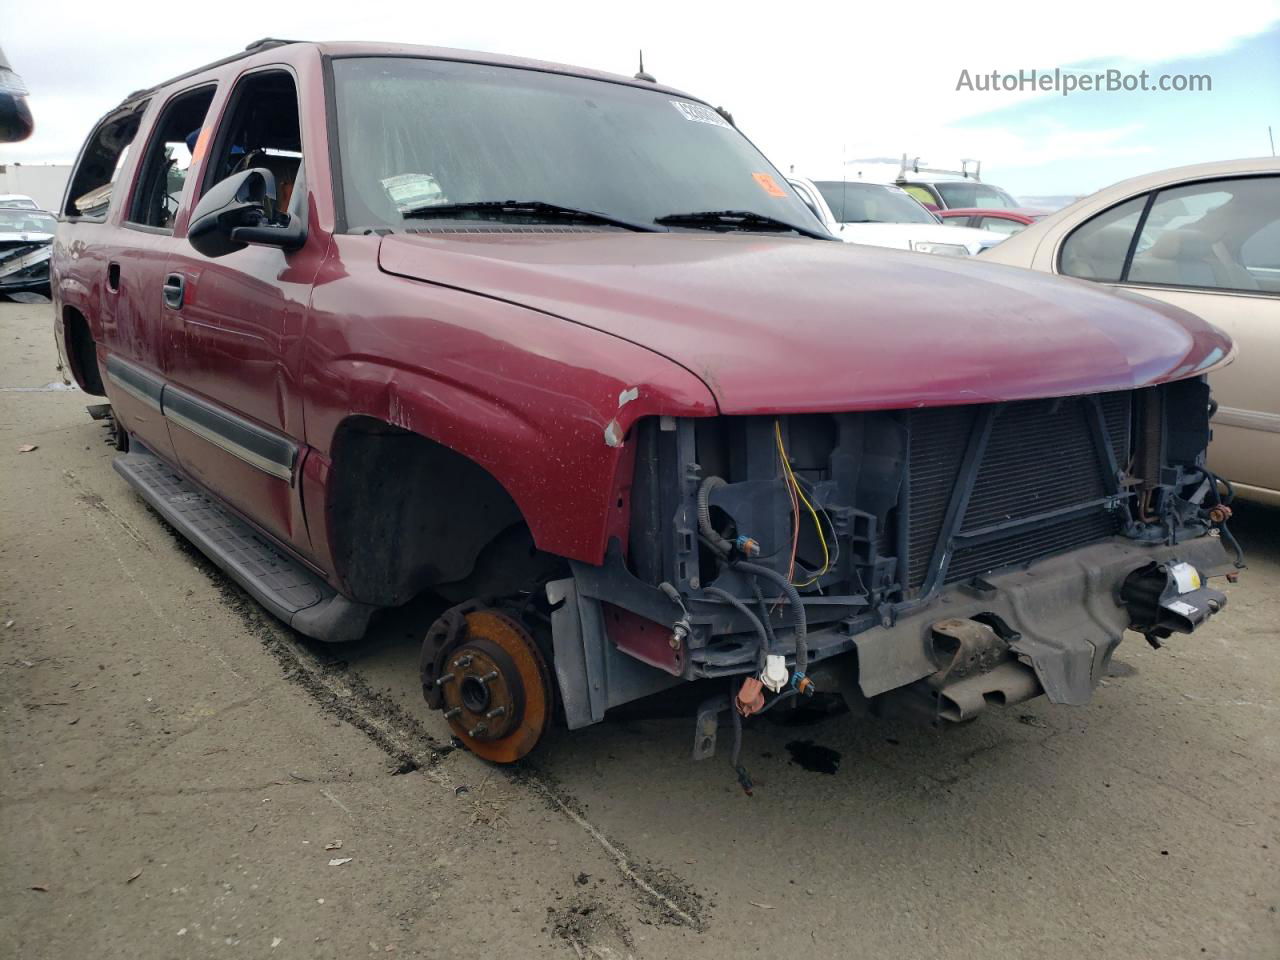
[{"left": 53, "top": 39, "right": 1240, "bottom": 769}]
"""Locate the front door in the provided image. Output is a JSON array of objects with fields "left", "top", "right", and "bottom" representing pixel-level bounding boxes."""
[{"left": 161, "top": 68, "right": 322, "bottom": 553}]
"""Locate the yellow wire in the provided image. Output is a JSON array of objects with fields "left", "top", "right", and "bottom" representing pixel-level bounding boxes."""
[{"left": 774, "top": 421, "right": 830, "bottom": 587}]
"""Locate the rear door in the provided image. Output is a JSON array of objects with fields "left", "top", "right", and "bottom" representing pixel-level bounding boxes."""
[
  {"left": 114, "top": 84, "right": 218, "bottom": 463},
  {"left": 160, "top": 67, "right": 322, "bottom": 551},
  {"left": 59, "top": 98, "right": 184, "bottom": 463}
]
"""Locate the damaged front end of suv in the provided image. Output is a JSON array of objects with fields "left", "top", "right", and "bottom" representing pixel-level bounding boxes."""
[{"left": 477, "top": 375, "right": 1240, "bottom": 774}]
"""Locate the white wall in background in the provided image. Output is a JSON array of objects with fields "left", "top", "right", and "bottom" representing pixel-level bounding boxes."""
[{"left": 0, "top": 164, "right": 72, "bottom": 211}]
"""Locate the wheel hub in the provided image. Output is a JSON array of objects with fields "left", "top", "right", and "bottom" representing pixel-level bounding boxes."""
[
  {"left": 428, "top": 609, "right": 551, "bottom": 763},
  {"left": 439, "top": 639, "right": 524, "bottom": 741}
]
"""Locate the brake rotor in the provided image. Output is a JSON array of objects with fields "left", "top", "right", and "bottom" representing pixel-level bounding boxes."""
[{"left": 431, "top": 609, "right": 551, "bottom": 763}]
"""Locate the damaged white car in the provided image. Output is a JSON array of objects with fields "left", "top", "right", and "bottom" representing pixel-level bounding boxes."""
[{"left": 0, "top": 207, "right": 54, "bottom": 297}]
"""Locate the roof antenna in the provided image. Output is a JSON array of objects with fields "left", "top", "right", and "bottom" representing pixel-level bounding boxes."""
[{"left": 634, "top": 50, "right": 656, "bottom": 83}]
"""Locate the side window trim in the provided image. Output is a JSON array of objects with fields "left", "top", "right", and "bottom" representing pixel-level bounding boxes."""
[
  {"left": 1055, "top": 193, "right": 1148, "bottom": 283},
  {"left": 1118, "top": 191, "right": 1156, "bottom": 283}
]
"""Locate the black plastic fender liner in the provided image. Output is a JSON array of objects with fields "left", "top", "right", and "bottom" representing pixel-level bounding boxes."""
[{"left": 546, "top": 574, "right": 682, "bottom": 730}]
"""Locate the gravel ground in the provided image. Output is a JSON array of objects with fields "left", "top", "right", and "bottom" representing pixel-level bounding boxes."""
[{"left": 2, "top": 298, "right": 1276, "bottom": 959}]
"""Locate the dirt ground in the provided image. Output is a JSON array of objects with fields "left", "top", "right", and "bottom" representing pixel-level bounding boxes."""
[{"left": 2, "top": 297, "right": 1277, "bottom": 959}]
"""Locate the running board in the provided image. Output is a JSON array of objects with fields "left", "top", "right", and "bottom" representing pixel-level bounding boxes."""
[{"left": 113, "top": 448, "right": 375, "bottom": 642}]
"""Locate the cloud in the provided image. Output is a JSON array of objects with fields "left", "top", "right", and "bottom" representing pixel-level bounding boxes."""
[
  {"left": 943, "top": 122, "right": 1154, "bottom": 170},
  {"left": 2, "top": 0, "right": 1276, "bottom": 196}
]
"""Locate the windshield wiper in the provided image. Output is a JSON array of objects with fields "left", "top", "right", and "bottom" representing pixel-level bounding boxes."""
[
  {"left": 654, "top": 209, "right": 832, "bottom": 240},
  {"left": 401, "top": 200, "right": 663, "bottom": 233}
]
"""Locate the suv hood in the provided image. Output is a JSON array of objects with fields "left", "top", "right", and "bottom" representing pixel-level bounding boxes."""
[{"left": 378, "top": 231, "right": 1232, "bottom": 415}]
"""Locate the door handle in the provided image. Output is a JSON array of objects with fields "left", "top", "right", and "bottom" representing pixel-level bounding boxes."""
[{"left": 162, "top": 273, "right": 185, "bottom": 310}]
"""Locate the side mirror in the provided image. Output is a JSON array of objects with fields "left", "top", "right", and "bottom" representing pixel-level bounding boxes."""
[
  {"left": 0, "top": 47, "right": 34, "bottom": 142},
  {"left": 188, "top": 167, "right": 305, "bottom": 258}
]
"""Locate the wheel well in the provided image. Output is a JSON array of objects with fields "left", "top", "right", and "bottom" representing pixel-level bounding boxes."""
[
  {"left": 328, "top": 417, "right": 561, "bottom": 607},
  {"left": 62, "top": 307, "right": 105, "bottom": 396}
]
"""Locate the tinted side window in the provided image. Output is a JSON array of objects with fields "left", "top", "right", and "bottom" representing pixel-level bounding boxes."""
[
  {"left": 1059, "top": 194, "right": 1147, "bottom": 282},
  {"left": 64, "top": 102, "right": 148, "bottom": 219},
  {"left": 1242, "top": 218, "right": 1280, "bottom": 278},
  {"left": 128, "top": 86, "right": 216, "bottom": 229},
  {"left": 1127, "top": 176, "right": 1280, "bottom": 293}
]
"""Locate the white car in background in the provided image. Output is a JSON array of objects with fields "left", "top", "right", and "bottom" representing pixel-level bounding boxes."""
[
  {"left": 983, "top": 156, "right": 1280, "bottom": 505},
  {"left": 0, "top": 193, "right": 38, "bottom": 209},
  {"left": 0, "top": 206, "right": 54, "bottom": 296},
  {"left": 789, "top": 177, "right": 1004, "bottom": 256}
]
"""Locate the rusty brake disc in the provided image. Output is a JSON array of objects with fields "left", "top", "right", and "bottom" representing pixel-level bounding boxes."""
[{"left": 423, "top": 608, "right": 551, "bottom": 763}]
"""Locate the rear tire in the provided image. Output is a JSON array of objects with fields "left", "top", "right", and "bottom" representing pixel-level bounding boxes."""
[{"left": 109, "top": 411, "right": 130, "bottom": 452}]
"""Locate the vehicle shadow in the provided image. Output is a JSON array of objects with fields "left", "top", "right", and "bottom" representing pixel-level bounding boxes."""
[
  {"left": 336, "top": 504, "right": 1277, "bottom": 810},
  {"left": 1228, "top": 499, "right": 1279, "bottom": 564},
  {"left": 146, "top": 465, "right": 1273, "bottom": 941}
]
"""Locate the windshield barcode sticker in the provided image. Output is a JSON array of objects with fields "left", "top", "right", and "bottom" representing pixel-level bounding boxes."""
[
  {"left": 382, "top": 173, "right": 446, "bottom": 212},
  {"left": 670, "top": 100, "right": 731, "bottom": 129}
]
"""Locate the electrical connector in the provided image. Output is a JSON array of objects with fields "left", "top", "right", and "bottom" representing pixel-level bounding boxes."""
[
  {"left": 734, "top": 535, "right": 761, "bottom": 558},
  {"left": 760, "top": 654, "right": 788, "bottom": 693},
  {"left": 735, "top": 676, "right": 765, "bottom": 716},
  {"left": 792, "top": 671, "right": 815, "bottom": 697}
]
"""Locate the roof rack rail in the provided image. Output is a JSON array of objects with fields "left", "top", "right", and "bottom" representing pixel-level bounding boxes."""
[
  {"left": 897, "top": 153, "right": 983, "bottom": 181},
  {"left": 118, "top": 38, "right": 303, "bottom": 107},
  {"left": 245, "top": 37, "right": 301, "bottom": 52}
]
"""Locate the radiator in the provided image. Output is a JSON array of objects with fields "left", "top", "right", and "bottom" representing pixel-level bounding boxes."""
[{"left": 905, "top": 391, "right": 1131, "bottom": 594}]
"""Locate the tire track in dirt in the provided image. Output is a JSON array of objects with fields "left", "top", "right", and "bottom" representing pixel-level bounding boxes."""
[{"left": 147, "top": 515, "right": 710, "bottom": 935}]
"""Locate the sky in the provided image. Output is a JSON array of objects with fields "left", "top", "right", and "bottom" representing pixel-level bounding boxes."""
[{"left": 2, "top": 0, "right": 1278, "bottom": 200}]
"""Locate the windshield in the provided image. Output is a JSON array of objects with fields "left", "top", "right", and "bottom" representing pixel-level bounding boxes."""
[
  {"left": 331, "top": 57, "right": 818, "bottom": 232},
  {"left": 935, "top": 181, "right": 1019, "bottom": 209},
  {"left": 812, "top": 181, "right": 936, "bottom": 224},
  {"left": 0, "top": 209, "right": 54, "bottom": 231},
  {"left": 0, "top": 197, "right": 37, "bottom": 209}
]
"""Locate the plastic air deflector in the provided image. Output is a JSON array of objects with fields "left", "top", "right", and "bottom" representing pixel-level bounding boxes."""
[{"left": 112, "top": 447, "right": 374, "bottom": 642}]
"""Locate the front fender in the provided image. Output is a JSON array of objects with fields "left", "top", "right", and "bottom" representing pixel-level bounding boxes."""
[{"left": 303, "top": 248, "right": 718, "bottom": 564}]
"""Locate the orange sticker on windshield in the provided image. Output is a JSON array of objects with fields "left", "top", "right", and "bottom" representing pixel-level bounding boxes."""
[{"left": 752, "top": 172, "right": 786, "bottom": 198}]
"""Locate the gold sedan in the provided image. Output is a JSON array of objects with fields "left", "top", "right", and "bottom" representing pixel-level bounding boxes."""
[{"left": 983, "top": 157, "right": 1280, "bottom": 506}]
